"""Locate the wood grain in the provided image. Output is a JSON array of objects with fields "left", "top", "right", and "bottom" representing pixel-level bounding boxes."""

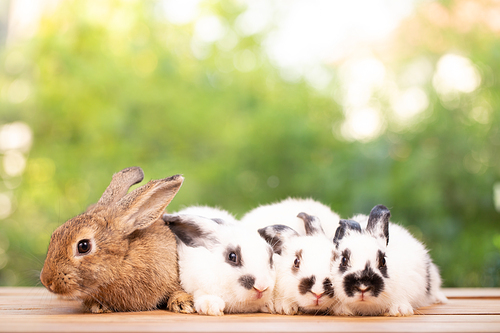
[{"left": 1, "top": 288, "right": 499, "bottom": 333}]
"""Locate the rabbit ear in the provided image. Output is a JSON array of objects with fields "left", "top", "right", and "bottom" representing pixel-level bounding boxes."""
[
  {"left": 258, "top": 224, "right": 299, "bottom": 255},
  {"left": 113, "top": 174, "right": 184, "bottom": 234},
  {"left": 163, "top": 214, "right": 221, "bottom": 248},
  {"left": 333, "top": 219, "right": 362, "bottom": 247},
  {"left": 297, "top": 212, "right": 325, "bottom": 236},
  {"left": 366, "top": 205, "right": 390, "bottom": 245},
  {"left": 97, "top": 167, "right": 145, "bottom": 207}
]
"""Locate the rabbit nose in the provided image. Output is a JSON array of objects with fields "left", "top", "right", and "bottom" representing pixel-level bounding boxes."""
[
  {"left": 312, "top": 292, "right": 323, "bottom": 299},
  {"left": 253, "top": 286, "right": 268, "bottom": 299}
]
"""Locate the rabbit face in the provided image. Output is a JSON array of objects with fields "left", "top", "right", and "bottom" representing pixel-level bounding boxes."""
[{"left": 279, "top": 236, "right": 336, "bottom": 311}]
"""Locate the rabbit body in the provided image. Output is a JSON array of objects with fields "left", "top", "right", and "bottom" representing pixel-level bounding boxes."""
[
  {"left": 40, "top": 167, "right": 194, "bottom": 313},
  {"left": 333, "top": 205, "right": 447, "bottom": 316}
]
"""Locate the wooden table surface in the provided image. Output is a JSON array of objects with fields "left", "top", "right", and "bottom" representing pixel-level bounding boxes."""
[{"left": 1, "top": 288, "right": 499, "bottom": 333}]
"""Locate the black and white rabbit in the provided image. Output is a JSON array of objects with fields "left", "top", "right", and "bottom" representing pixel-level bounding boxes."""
[
  {"left": 259, "top": 212, "right": 338, "bottom": 315},
  {"left": 163, "top": 206, "right": 275, "bottom": 316},
  {"left": 332, "top": 205, "right": 447, "bottom": 316}
]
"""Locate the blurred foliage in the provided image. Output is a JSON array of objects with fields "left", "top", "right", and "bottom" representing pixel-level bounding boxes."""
[{"left": 0, "top": 0, "right": 499, "bottom": 288}]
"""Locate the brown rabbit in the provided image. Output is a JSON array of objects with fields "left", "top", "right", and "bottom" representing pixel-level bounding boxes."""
[{"left": 40, "top": 167, "right": 194, "bottom": 313}]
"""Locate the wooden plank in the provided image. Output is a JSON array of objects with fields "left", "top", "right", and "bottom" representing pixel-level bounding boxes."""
[
  {"left": 1, "top": 288, "right": 499, "bottom": 333},
  {"left": 443, "top": 288, "right": 500, "bottom": 299}
]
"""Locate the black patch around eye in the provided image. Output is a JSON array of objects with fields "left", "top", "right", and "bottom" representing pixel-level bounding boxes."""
[
  {"left": 225, "top": 246, "right": 242, "bottom": 267},
  {"left": 298, "top": 276, "right": 316, "bottom": 295},
  {"left": 238, "top": 274, "right": 256, "bottom": 290},
  {"left": 339, "top": 249, "right": 350, "bottom": 273},
  {"left": 292, "top": 249, "right": 303, "bottom": 272},
  {"left": 377, "top": 250, "right": 389, "bottom": 278},
  {"left": 323, "top": 278, "right": 334, "bottom": 298}
]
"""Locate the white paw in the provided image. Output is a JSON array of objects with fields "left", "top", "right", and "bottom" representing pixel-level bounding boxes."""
[
  {"left": 333, "top": 305, "right": 354, "bottom": 316},
  {"left": 388, "top": 302, "right": 414, "bottom": 316},
  {"left": 274, "top": 302, "right": 299, "bottom": 315},
  {"left": 194, "top": 295, "right": 225, "bottom": 316}
]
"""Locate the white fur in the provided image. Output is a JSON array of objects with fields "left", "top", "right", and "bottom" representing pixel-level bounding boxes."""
[
  {"left": 241, "top": 197, "right": 340, "bottom": 236},
  {"left": 169, "top": 207, "right": 275, "bottom": 316},
  {"left": 333, "top": 212, "right": 447, "bottom": 316}
]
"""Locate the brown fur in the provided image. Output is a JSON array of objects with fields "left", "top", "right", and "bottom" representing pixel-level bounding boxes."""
[{"left": 40, "top": 167, "right": 194, "bottom": 313}]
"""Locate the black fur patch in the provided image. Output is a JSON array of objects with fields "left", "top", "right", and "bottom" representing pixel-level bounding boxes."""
[
  {"left": 166, "top": 216, "right": 217, "bottom": 248},
  {"left": 299, "top": 276, "right": 316, "bottom": 295},
  {"left": 334, "top": 220, "right": 362, "bottom": 247},
  {"left": 426, "top": 259, "right": 431, "bottom": 295},
  {"left": 211, "top": 218, "right": 225, "bottom": 224},
  {"left": 377, "top": 250, "right": 389, "bottom": 278},
  {"left": 366, "top": 205, "right": 390, "bottom": 245},
  {"left": 238, "top": 274, "right": 255, "bottom": 290},
  {"left": 225, "top": 245, "right": 243, "bottom": 267},
  {"left": 258, "top": 224, "right": 298, "bottom": 255},
  {"left": 323, "top": 278, "right": 334, "bottom": 298},
  {"left": 297, "top": 212, "right": 324, "bottom": 236},
  {"left": 343, "top": 263, "right": 385, "bottom": 297},
  {"left": 267, "top": 247, "right": 274, "bottom": 269},
  {"left": 338, "top": 249, "right": 351, "bottom": 273}
]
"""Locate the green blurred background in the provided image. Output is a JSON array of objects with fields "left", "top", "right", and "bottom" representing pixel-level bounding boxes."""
[{"left": 0, "top": 0, "right": 499, "bottom": 288}]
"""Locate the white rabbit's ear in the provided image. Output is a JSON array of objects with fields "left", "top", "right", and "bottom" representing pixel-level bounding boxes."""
[
  {"left": 333, "top": 219, "right": 362, "bottom": 248},
  {"left": 366, "top": 205, "right": 390, "bottom": 245},
  {"left": 113, "top": 175, "right": 184, "bottom": 234},
  {"left": 297, "top": 212, "right": 325, "bottom": 236},
  {"left": 258, "top": 224, "right": 299, "bottom": 255},
  {"left": 163, "top": 214, "right": 221, "bottom": 248}
]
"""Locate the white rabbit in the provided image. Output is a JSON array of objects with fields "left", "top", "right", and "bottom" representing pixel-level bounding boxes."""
[
  {"left": 332, "top": 204, "right": 447, "bottom": 316},
  {"left": 241, "top": 197, "right": 340, "bottom": 237},
  {"left": 163, "top": 207, "right": 275, "bottom": 316},
  {"left": 258, "top": 212, "right": 339, "bottom": 315}
]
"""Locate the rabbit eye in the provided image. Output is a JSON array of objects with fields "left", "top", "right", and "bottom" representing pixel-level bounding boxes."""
[
  {"left": 341, "top": 256, "right": 348, "bottom": 267},
  {"left": 379, "top": 256, "right": 386, "bottom": 267},
  {"left": 77, "top": 239, "right": 92, "bottom": 255},
  {"left": 228, "top": 252, "right": 237, "bottom": 263},
  {"left": 293, "top": 257, "right": 300, "bottom": 268}
]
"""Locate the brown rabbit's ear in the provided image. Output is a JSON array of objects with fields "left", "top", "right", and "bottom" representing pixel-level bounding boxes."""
[
  {"left": 114, "top": 174, "right": 184, "bottom": 234},
  {"left": 97, "top": 167, "right": 145, "bottom": 207}
]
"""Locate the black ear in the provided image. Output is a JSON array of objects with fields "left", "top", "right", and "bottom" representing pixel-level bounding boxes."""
[
  {"left": 366, "top": 205, "right": 390, "bottom": 245},
  {"left": 163, "top": 214, "right": 220, "bottom": 248},
  {"left": 333, "top": 219, "right": 362, "bottom": 247},
  {"left": 297, "top": 212, "right": 325, "bottom": 236},
  {"left": 258, "top": 224, "right": 299, "bottom": 255}
]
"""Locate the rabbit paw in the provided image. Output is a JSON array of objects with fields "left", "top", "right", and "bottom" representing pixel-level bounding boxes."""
[
  {"left": 167, "top": 291, "right": 195, "bottom": 314},
  {"left": 387, "top": 302, "right": 414, "bottom": 316},
  {"left": 333, "top": 304, "right": 355, "bottom": 316},
  {"left": 273, "top": 300, "right": 300, "bottom": 315},
  {"left": 194, "top": 295, "right": 225, "bottom": 316},
  {"left": 85, "top": 301, "right": 112, "bottom": 314}
]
